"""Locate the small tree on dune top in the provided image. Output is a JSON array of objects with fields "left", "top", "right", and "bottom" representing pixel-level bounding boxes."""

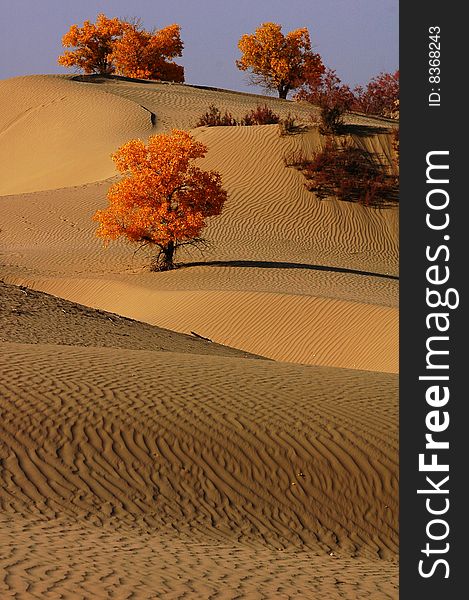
[
  {"left": 236, "top": 22, "right": 324, "bottom": 99},
  {"left": 110, "top": 23, "right": 184, "bottom": 81},
  {"left": 58, "top": 13, "right": 127, "bottom": 75},
  {"left": 353, "top": 70, "right": 399, "bottom": 118},
  {"left": 58, "top": 13, "right": 184, "bottom": 82},
  {"left": 296, "top": 68, "right": 354, "bottom": 110},
  {"left": 295, "top": 67, "right": 355, "bottom": 133},
  {"left": 93, "top": 130, "right": 227, "bottom": 271}
]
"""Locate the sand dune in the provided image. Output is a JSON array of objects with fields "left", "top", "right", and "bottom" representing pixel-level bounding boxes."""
[
  {"left": 1, "top": 343, "right": 398, "bottom": 552},
  {"left": 1, "top": 342, "right": 398, "bottom": 597},
  {"left": 4, "top": 276, "right": 397, "bottom": 371},
  {"left": 0, "top": 76, "right": 153, "bottom": 195},
  {"left": 1, "top": 73, "right": 399, "bottom": 597},
  {"left": 1, "top": 76, "right": 398, "bottom": 372}
]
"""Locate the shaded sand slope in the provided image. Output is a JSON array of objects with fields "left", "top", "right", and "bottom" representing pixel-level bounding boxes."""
[
  {"left": 1, "top": 519, "right": 397, "bottom": 599},
  {"left": 7, "top": 276, "right": 397, "bottom": 371},
  {"left": 0, "top": 280, "right": 262, "bottom": 359},
  {"left": 0, "top": 342, "right": 398, "bottom": 598},
  {"left": 0, "top": 77, "right": 398, "bottom": 371}
]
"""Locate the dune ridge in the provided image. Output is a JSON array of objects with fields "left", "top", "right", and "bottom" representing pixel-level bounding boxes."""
[
  {"left": 0, "top": 76, "right": 154, "bottom": 195},
  {"left": 3, "top": 276, "right": 398, "bottom": 371}
]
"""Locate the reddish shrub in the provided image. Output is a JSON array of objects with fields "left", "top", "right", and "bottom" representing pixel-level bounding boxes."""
[
  {"left": 296, "top": 68, "right": 355, "bottom": 134},
  {"left": 241, "top": 104, "right": 280, "bottom": 125},
  {"left": 278, "top": 113, "right": 299, "bottom": 135},
  {"left": 318, "top": 105, "right": 346, "bottom": 134},
  {"left": 299, "top": 140, "right": 398, "bottom": 206},
  {"left": 196, "top": 104, "right": 238, "bottom": 127},
  {"left": 353, "top": 71, "right": 399, "bottom": 118}
]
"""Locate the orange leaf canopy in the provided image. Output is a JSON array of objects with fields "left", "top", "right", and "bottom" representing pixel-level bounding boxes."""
[
  {"left": 58, "top": 13, "right": 126, "bottom": 74},
  {"left": 93, "top": 130, "right": 227, "bottom": 248},
  {"left": 237, "top": 22, "right": 323, "bottom": 96},
  {"left": 58, "top": 14, "right": 184, "bottom": 81},
  {"left": 111, "top": 24, "right": 184, "bottom": 81}
]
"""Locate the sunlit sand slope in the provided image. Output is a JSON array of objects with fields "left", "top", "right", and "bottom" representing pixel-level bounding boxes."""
[
  {"left": 0, "top": 77, "right": 398, "bottom": 371},
  {"left": 0, "top": 76, "right": 153, "bottom": 195}
]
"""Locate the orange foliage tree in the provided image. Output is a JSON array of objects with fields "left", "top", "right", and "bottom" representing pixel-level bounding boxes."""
[
  {"left": 236, "top": 23, "right": 324, "bottom": 99},
  {"left": 58, "top": 14, "right": 184, "bottom": 81},
  {"left": 110, "top": 23, "right": 184, "bottom": 81},
  {"left": 93, "top": 130, "right": 227, "bottom": 271},
  {"left": 58, "top": 13, "right": 126, "bottom": 75}
]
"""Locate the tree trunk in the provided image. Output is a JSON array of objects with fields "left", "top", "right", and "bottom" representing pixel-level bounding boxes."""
[
  {"left": 278, "top": 86, "right": 289, "bottom": 100},
  {"left": 161, "top": 241, "right": 175, "bottom": 271}
]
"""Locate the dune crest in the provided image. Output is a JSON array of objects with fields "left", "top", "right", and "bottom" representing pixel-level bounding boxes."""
[{"left": 0, "top": 76, "right": 153, "bottom": 195}]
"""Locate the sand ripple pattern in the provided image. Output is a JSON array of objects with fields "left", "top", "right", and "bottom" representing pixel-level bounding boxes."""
[
  {"left": 0, "top": 516, "right": 398, "bottom": 599},
  {"left": 1, "top": 343, "right": 397, "bottom": 556},
  {"left": 197, "top": 126, "right": 398, "bottom": 275}
]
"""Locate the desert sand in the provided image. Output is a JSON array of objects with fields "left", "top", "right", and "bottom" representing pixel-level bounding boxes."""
[{"left": 0, "top": 74, "right": 398, "bottom": 598}]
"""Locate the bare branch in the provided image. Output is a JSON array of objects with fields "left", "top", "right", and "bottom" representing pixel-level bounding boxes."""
[{"left": 132, "top": 240, "right": 153, "bottom": 257}]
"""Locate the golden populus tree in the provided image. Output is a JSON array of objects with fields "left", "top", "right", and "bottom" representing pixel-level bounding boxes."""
[
  {"left": 93, "top": 130, "right": 227, "bottom": 271},
  {"left": 111, "top": 23, "right": 184, "bottom": 81},
  {"left": 237, "top": 22, "right": 324, "bottom": 99},
  {"left": 58, "top": 13, "right": 184, "bottom": 81},
  {"left": 58, "top": 13, "right": 126, "bottom": 75}
]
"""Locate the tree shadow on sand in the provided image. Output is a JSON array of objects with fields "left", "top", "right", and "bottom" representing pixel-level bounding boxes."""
[{"left": 178, "top": 260, "right": 398, "bottom": 280}]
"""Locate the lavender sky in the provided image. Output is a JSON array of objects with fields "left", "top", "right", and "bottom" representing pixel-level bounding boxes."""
[{"left": 0, "top": 0, "right": 398, "bottom": 94}]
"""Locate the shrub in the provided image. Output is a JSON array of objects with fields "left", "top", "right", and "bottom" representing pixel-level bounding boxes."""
[
  {"left": 296, "top": 68, "right": 354, "bottom": 134},
  {"left": 353, "top": 71, "right": 399, "bottom": 118},
  {"left": 195, "top": 104, "right": 238, "bottom": 127},
  {"left": 318, "top": 105, "right": 347, "bottom": 135},
  {"left": 299, "top": 140, "right": 398, "bottom": 206},
  {"left": 278, "top": 112, "right": 299, "bottom": 135},
  {"left": 196, "top": 104, "right": 282, "bottom": 128},
  {"left": 241, "top": 104, "right": 280, "bottom": 125},
  {"left": 283, "top": 148, "right": 310, "bottom": 168}
]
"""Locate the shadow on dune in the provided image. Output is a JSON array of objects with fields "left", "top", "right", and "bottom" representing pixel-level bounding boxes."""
[
  {"left": 179, "top": 260, "right": 398, "bottom": 280},
  {"left": 342, "top": 124, "right": 393, "bottom": 136}
]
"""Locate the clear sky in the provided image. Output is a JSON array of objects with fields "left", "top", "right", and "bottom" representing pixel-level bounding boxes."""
[{"left": 0, "top": 0, "right": 398, "bottom": 94}]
